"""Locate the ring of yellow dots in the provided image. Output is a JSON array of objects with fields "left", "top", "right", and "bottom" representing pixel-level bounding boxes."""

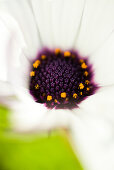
[{"left": 35, "top": 84, "right": 39, "bottom": 89}]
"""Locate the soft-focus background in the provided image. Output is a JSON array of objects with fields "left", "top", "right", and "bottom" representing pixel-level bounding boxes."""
[{"left": 0, "top": 105, "right": 83, "bottom": 170}]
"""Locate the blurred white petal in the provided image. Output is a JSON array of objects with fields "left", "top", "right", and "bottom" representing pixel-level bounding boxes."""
[
  {"left": 0, "top": 0, "right": 41, "bottom": 57},
  {"left": 71, "top": 86, "right": 114, "bottom": 170},
  {"left": 89, "top": 32, "right": 114, "bottom": 86},
  {"left": 0, "top": 18, "right": 11, "bottom": 81},
  {"left": 0, "top": 81, "right": 14, "bottom": 96},
  {"left": 75, "top": 0, "right": 114, "bottom": 56},
  {"left": 10, "top": 100, "right": 48, "bottom": 132},
  {"left": 31, "top": 0, "right": 85, "bottom": 49}
]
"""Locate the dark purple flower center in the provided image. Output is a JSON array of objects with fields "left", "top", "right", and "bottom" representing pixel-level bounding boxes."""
[{"left": 29, "top": 48, "right": 97, "bottom": 109}]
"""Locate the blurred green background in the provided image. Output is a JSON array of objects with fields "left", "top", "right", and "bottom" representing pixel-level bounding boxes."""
[{"left": 0, "top": 105, "right": 83, "bottom": 170}]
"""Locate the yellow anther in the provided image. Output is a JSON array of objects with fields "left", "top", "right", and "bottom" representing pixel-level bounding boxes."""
[
  {"left": 35, "top": 84, "right": 39, "bottom": 89},
  {"left": 55, "top": 48, "right": 61, "bottom": 54},
  {"left": 85, "top": 80, "right": 90, "bottom": 85},
  {"left": 47, "top": 95, "right": 52, "bottom": 101},
  {"left": 80, "top": 92, "right": 82, "bottom": 95},
  {"left": 54, "top": 99, "right": 58, "bottom": 103},
  {"left": 66, "top": 97, "right": 69, "bottom": 101},
  {"left": 79, "top": 83, "right": 84, "bottom": 89},
  {"left": 84, "top": 71, "right": 88, "bottom": 76},
  {"left": 72, "top": 54, "right": 75, "bottom": 58},
  {"left": 30, "top": 71, "right": 35, "bottom": 77},
  {"left": 80, "top": 59, "right": 84, "bottom": 63},
  {"left": 61, "top": 92, "right": 66, "bottom": 98},
  {"left": 33, "top": 60, "right": 40, "bottom": 68},
  {"left": 43, "top": 93, "right": 46, "bottom": 97},
  {"left": 81, "top": 62, "right": 87, "bottom": 69},
  {"left": 87, "top": 87, "right": 90, "bottom": 91},
  {"left": 64, "top": 51, "right": 71, "bottom": 57},
  {"left": 73, "top": 93, "right": 77, "bottom": 99},
  {"left": 41, "top": 55, "right": 46, "bottom": 60}
]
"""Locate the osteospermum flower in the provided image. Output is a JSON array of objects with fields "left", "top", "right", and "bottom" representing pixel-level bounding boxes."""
[{"left": 1, "top": 0, "right": 114, "bottom": 170}]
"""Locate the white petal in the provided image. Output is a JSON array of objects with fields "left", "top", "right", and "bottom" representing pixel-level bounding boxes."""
[
  {"left": 71, "top": 86, "right": 114, "bottom": 170},
  {"left": 11, "top": 102, "right": 76, "bottom": 132},
  {"left": 88, "top": 31, "right": 114, "bottom": 86},
  {"left": 0, "top": 0, "right": 41, "bottom": 57},
  {"left": 10, "top": 100, "right": 48, "bottom": 132},
  {"left": 40, "top": 109, "right": 75, "bottom": 130},
  {"left": 0, "top": 19, "right": 10, "bottom": 81},
  {"left": 75, "top": 0, "right": 114, "bottom": 56},
  {"left": 31, "top": 0, "right": 85, "bottom": 49},
  {"left": 0, "top": 81, "right": 14, "bottom": 96}
]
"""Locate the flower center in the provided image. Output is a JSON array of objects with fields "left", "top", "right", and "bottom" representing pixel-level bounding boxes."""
[{"left": 29, "top": 48, "right": 97, "bottom": 109}]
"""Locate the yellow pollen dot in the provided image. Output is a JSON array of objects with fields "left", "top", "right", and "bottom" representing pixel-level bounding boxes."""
[
  {"left": 64, "top": 51, "right": 71, "bottom": 57},
  {"left": 33, "top": 60, "right": 40, "bottom": 68},
  {"left": 85, "top": 80, "right": 90, "bottom": 85},
  {"left": 81, "top": 62, "right": 87, "bottom": 69},
  {"left": 73, "top": 93, "right": 77, "bottom": 99},
  {"left": 72, "top": 54, "right": 75, "bottom": 58},
  {"left": 66, "top": 97, "right": 69, "bottom": 101},
  {"left": 54, "top": 99, "right": 58, "bottom": 103},
  {"left": 80, "top": 92, "right": 82, "bottom": 95},
  {"left": 80, "top": 59, "right": 84, "bottom": 63},
  {"left": 35, "top": 84, "right": 39, "bottom": 89},
  {"left": 87, "top": 87, "right": 90, "bottom": 91},
  {"left": 41, "top": 55, "right": 46, "bottom": 60},
  {"left": 61, "top": 92, "right": 66, "bottom": 98},
  {"left": 43, "top": 93, "right": 46, "bottom": 97},
  {"left": 30, "top": 71, "right": 35, "bottom": 77},
  {"left": 55, "top": 48, "right": 61, "bottom": 54},
  {"left": 47, "top": 95, "right": 52, "bottom": 101},
  {"left": 79, "top": 83, "right": 84, "bottom": 89},
  {"left": 84, "top": 71, "right": 88, "bottom": 76}
]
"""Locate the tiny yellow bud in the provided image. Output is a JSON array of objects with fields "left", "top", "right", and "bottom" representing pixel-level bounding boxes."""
[
  {"left": 30, "top": 71, "right": 35, "bottom": 77},
  {"left": 84, "top": 71, "right": 88, "bottom": 76},
  {"left": 43, "top": 93, "right": 46, "bottom": 97},
  {"left": 79, "top": 83, "right": 84, "bottom": 89},
  {"left": 54, "top": 99, "right": 58, "bottom": 103},
  {"left": 41, "top": 55, "right": 46, "bottom": 60},
  {"left": 55, "top": 48, "right": 61, "bottom": 54},
  {"left": 33, "top": 60, "right": 40, "bottom": 68},
  {"left": 47, "top": 95, "right": 52, "bottom": 101},
  {"left": 80, "top": 92, "right": 82, "bottom": 95},
  {"left": 73, "top": 93, "right": 77, "bottom": 99},
  {"left": 80, "top": 59, "right": 84, "bottom": 63},
  {"left": 87, "top": 87, "right": 90, "bottom": 91},
  {"left": 61, "top": 92, "right": 66, "bottom": 98},
  {"left": 35, "top": 84, "right": 39, "bottom": 89},
  {"left": 64, "top": 51, "right": 71, "bottom": 57},
  {"left": 65, "top": 97, "right": 69, "bottom": 101},
  {"left": 85, "top": 80, "right": 90, "bottom": 85},
  {"left": 81, "top": 62, "right": 87, "bottom": 69}
]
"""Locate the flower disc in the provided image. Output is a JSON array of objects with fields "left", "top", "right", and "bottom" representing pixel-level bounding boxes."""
[{"left": 29, "top": 49, "right": 97, "bottom": 109}]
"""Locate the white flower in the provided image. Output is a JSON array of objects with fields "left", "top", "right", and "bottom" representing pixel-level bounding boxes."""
[{"left": 0, "top": 0, "right": 114, "bottom": 170}]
